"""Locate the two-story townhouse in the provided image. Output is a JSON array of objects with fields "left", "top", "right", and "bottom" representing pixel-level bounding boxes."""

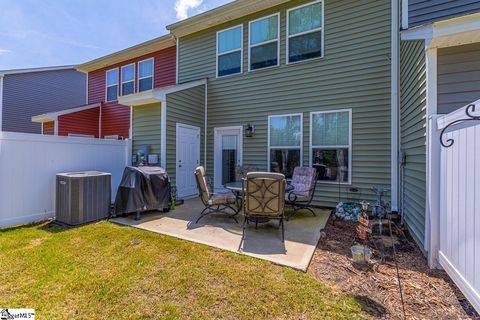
[
  {"left": 142, "top": 0, "right": 398, "bottom": 206},
  {"left": 399, "top": 0, "right": 480, "bottom": 265},
  {"left": 0, "top": 66, "right": 86, "bottom": 134},
  {"left": 72, "top": 34, "right": 179, "bottom": 142}
]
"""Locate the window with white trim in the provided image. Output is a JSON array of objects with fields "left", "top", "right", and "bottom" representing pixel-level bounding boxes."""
[
  {"left": 217, "top": 25, "right": 243, "bottom": 77},
  {"left": 138, "top": 58, "right": 154, "bottom": 92},
  {"left": 310, "top": 110, "right": 351, "bottom": 183},
  {"left": 287, "top": 1, "right": 323, "bottom": 63},
  {"left": 105, "top": 68, "right": 118, "bottom": 102},
  {"left": 121, "top": 63, "right": 135, "bottom": 95},
  {"left": 249, "top": 13, "right": 279, "bottom": 71},
  {"left": 268, "top": 114, "right": 302, "bottom": 178}
]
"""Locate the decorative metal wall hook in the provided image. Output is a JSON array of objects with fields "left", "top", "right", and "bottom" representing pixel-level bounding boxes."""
[{"left": 440, "top": 104, "right": 480, "bottom": 148}]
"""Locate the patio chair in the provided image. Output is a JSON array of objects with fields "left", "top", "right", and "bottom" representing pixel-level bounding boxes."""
[
  {"left": 285, "top": 167, "right": 318, "bottom": 219},
  {"left": 194, "top": 166, "right": 239, "bottom": 223},
  {"left": 235, "top": 165, "right": 257, "bottom": 181},
  {"left": 242, "top": 172, "right": 286, "bottom": 242}
]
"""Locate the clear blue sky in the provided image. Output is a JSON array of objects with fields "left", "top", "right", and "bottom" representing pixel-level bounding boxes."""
[{"left": 0, "top": 0, "right": 232, "bottom": 70}]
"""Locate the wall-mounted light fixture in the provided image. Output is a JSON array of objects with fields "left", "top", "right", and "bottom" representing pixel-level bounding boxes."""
[{"left": 245, "top": 123, "right": 255, "bottom": 137}]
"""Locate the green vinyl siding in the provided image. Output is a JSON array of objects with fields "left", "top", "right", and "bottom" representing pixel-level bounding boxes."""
[
  {"left": 178, "top": 0, "right": 392, "bottom": 207},
  {"left": 399, "top": 40, "right": 427, "bottom": 248},
  {"left": 166, "top": 85, "right": 205, "bottom": 185},
  {"left": 132, "top": 102, "right": 162, "bottom": 158}
]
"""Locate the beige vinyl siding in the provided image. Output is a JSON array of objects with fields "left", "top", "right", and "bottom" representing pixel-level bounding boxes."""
[
  {"left": 178, "top": 0, "right": 392, "bottom": 207},
  {"left": 132, "top": 102, "right": 162, "bottom": 157},
  {"left": 166, "top": 85, "right": 205, "bottom": 185},
  {"left": 399, "top": 40, "right": 427, "bottom": 248}
]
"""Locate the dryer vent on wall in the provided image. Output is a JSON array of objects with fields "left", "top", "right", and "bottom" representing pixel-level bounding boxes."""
[{"left": 55, "top": 171, "right": 111, "bottom": 225}]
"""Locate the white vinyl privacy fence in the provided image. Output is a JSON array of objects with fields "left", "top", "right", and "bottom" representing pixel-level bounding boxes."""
[
  {"left": 0, "top": 132, "right": 130, "bottom": 228},
  {"left": 427, "top": 101, "right": 480, "bottom": 313}
]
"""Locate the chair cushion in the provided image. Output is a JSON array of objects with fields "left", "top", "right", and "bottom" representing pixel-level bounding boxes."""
[
  {"left": 208, "top": 192, "right": 237, "bottom": 205},
  {"left": 195, "top": 166, "right": 211, "bottom": 204},
  {"left": 290, "top": 167, "right": 316, "bottom": 197},
  {"left": 245, "top": 174, "right": 285, "bottom": 216}
]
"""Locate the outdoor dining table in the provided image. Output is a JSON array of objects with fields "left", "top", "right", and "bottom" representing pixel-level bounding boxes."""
[{"left": 224, "top": 181, "right": 294, "bottom": 193}]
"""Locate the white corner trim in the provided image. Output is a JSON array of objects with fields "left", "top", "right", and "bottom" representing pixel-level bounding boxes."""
[
  {"left": 176, "top": 37, "right": 179, "bottom": 84},
  {"left": 424, "top": 46, "right": 438, "bottom": 262},
  {"left": 204, "top": 82, "right": 208, "bottom": 168},
  {"left": 391, "top": 0, "right": 400, "bottom": 212},
  {"left": 0, "top": 75, "right": 3, "bottom": 132},
  {"left": 160, "top": 100, "right": 167, "bottom": 168},
  {"left": 401, "top": 0, "right": 408, "bottom": 30},
  {"left": 54, "top": 119, "right": 59, "bottom": 136}
]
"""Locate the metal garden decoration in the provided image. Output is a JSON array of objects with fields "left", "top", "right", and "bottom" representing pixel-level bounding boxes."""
[{"left": 440, "top": 103, "right": 480, "bottom": 148}]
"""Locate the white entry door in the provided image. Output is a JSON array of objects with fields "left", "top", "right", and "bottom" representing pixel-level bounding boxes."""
[
  {"left": 214, "top": 126, "right": 243, "bottom": 191},
  {"left": 176, "top": 123, "right": 200, "bottom": 198}
]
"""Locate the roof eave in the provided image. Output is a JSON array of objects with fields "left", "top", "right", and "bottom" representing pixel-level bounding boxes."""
[
  {"left": 166, "top": 0, "right": 289, "bottom": 38},
  {"left": 76, "top": 34, "right": 176, "bottom": 73}
]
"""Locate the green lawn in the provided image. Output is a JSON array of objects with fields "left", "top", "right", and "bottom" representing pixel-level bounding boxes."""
[{"left": 0, "top": 221, "right": 367, "bottom": 319}]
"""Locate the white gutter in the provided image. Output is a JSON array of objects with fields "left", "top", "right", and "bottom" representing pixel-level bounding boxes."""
[
  {"left": 391, "top": 0, "right": 400, "bottom": 212},
  {"left": 0, "top": 65, "right": 76, "bottom": 76},
  {"left": 118, "top": 79, "right": 207, "bottom": 107},
  {"left": 0, "top": 75, "right": 3, "bottom": 132},
  {"left": 31, "top": 103, "right": 101, "bottom": 122}
]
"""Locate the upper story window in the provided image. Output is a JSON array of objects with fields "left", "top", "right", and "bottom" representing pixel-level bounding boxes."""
[
  {"left": 249, "top": 13, "right": 279, "bottom": 71},
  {"left": 310, "top": 109, "right": 351, "bottom": 184},
  {"left": 121, "top": 63, "right": 135, "bottom": 96},
  {"left": 138, "top": 58, "right": 154, "bottom": 92},
  {"left": 217, "top": 25, "right": 243, "bottom": 77},
  {"left": 268, "top": 113, "right": 302, "bottom": 178},
  {"left": 105, "top": 68, "right": 118, "bottom": 102},
  {"left": 287, "top": 1, "right": 323, "bottom": 63}
]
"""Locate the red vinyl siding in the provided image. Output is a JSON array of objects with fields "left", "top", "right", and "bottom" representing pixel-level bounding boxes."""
[
  {"left": 42, "top": 121, "right": 54, "bottom": 135},
  {"left": 58, "top": 107, "right": 100, "bottom": 137},
  {"left": 87, "top": 45, "right": 176, "bottom": 139}
]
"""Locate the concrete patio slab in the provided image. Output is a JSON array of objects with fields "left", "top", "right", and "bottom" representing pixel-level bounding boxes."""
[{"left": 111, "top": 198, "right": 330, "bottom": 271}]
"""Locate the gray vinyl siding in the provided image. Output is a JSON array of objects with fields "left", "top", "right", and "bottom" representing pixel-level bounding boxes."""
[
  {"left": 178, "top": 0, "right": 392, "bottom": 207},
  {"left": 408, "top": 0, "right": 480, "bottom": 27},
  {"left": 399, "top": 40, "right": 427, "bottom": 248},
  {"left": 132, "top": 103, "right": 162, "bottom": 158},
  {"left": 437, "top": 43, "right": 480, "bottom": 114},
  {"left": 2, "top": 69, "right": 86, "bottom": 134},
  {"left": 166, "top": 85, "right": 205, "bottom": 185}
]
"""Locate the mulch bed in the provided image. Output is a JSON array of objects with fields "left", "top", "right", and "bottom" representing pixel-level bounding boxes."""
[{"left": 308, "top": 216, "right": 480, "bottom": 320}]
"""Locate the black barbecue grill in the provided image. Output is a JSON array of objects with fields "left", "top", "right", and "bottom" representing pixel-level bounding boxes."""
[{"left": 114, "top": 166, "right": 171, "bottom": 220}]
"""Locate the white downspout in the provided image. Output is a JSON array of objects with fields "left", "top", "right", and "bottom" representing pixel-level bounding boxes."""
[
  {"left": 204, "top": 82, "right": 208, "bottom": 169},
  {"left": 160, "top": 100, "right": 167, "bottom": 168},
  {"left": 391, "top": 0, "right": 400, "bottom": 212}
]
